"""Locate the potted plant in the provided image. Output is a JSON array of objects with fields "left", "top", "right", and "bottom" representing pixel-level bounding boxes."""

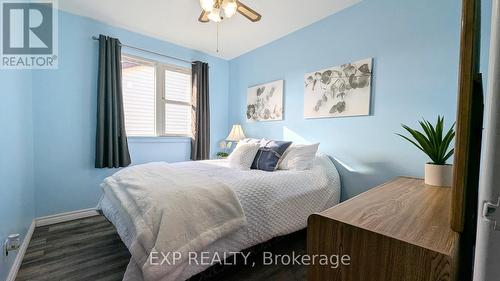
[
  {"left": 217, "top": 141, "right": 230, "bottom": 159},
  {"left": 216, "top": 152, "right": 229, "bottom": 159},
  {"left": 397, "top": 116, "right": 455, "bottom": 187}
]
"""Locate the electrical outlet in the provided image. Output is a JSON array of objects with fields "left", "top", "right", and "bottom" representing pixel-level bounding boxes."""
[{"left": 4, "top": 234, "right": 21, "bottom": 256}]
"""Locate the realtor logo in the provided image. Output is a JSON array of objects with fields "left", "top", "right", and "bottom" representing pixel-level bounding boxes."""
[{"left": 1, "top": 0, "right": 58, "bottom": 69}]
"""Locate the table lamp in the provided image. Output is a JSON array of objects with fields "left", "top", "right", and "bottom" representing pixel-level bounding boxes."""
[{"left": 225, "top": 124, "right": 246, "bottom": 149}]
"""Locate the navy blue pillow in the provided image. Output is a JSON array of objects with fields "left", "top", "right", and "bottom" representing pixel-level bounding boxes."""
[{"left": 251, "top": 140, "right": 292, "bottom": 171}]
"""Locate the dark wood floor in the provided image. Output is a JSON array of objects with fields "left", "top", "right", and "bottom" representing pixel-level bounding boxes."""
[
  {"left": 16, "top": 215, "right": 307, "bottom": 281},
  {"left": 16, "top": 216, "right": 131, "bottom": 281}
]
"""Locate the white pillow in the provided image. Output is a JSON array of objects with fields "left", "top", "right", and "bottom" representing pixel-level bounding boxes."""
[
  {"left": 228, "top": 142, "right": 260, "bottom": 170},
  {"left": 240, "top": 138, "right": 263, "bottom": 145},
  {"left": 279, "top": 143, "right": 320, "bottom": 171}
]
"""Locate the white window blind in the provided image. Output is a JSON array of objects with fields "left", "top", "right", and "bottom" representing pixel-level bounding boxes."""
[
  {"left": 121, "top": 55, "right": 192, "bottom": 137},
  {"left": 122, "top": 56, "right": 156, "bottom": 137},
  {"left": 164, "top": 68, "right": 192, "bottom": 136}
]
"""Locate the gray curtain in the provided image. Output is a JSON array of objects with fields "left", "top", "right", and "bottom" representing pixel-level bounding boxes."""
[
  {"left": 191, "top": 61, "right": 210, "bottom": 160},
  {"left": 95, "top": 35, "right": 131, "bottom": 168}
]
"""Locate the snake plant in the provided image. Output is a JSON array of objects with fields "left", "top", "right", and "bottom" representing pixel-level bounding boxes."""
[{"left": 397, "top": 116, "right": 455, "bottom": 165}]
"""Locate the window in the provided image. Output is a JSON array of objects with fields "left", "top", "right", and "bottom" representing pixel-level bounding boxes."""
[
  {"left": 163, "top": 67, "right": 192, "bottom": 136},
  {"left": 122, "top": 56, "right": 156, "bottom": 136},
  {"left": 121, "top": 55, "right": 192, "bottom": 137}
]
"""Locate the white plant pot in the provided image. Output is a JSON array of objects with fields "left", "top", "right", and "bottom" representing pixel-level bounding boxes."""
[{"left": 424, "top": 163, "right": 453, "bottom": 187}]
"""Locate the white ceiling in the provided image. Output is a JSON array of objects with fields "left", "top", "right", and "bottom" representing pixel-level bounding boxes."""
[{"left": 59, "top": 0, "right": 361, "bottom": 60}]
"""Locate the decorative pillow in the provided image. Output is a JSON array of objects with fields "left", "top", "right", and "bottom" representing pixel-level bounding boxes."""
[
  {"left": 251, "top": 140, "right": 293, "bottom": 171},
  {"left": 228, "top": 143, "right": 260, "bottom": 170},
  {"left": 279, "top": 143, "right": 320, "bottom": 171}
]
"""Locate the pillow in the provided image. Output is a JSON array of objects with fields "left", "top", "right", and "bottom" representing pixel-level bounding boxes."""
[
  {"left": 228, "top": 142, "right": 260, "bottom": 170},
  {"left": 251, "top": 140, "right": 292, "bottom": 171},
  {"left": 239, "top": 138, "right": 262, "bottom": 145},
  {"left": 279, "top": 143, "right": 320, "bottom": 171}
]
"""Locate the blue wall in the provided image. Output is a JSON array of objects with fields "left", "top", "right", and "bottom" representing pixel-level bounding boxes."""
[
  {"left": 0, "top": 1, "right": 493, "bottom": 277},
  {"left": 0, "top": 70, "right": 34, "bottom": 279},
  {"left": 32, "top": 12, "right": 229, "bottom": 217},
  {"left": 0, "top": 3, "right": 494, "bottom": 274},
  {"left": 228, "top": 0, "right": 492, "bottom": 200}
]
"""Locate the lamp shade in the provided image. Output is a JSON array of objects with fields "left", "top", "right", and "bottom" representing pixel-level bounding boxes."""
[
  {"left": 222, "top": 0, "right": 237, "bottom": 18},
  {"left": 200, "top": 0, "right": 215, "bottom": 12},
  {"left": 207, "top": 8, "right": 222, "bottom": 22},
  {"left": 226, "top": 124, "right": 246, "bottom": 142}
]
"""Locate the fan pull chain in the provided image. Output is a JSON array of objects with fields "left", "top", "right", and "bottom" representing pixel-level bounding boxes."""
[{"left": 216, "top": 23, "right": 220, "bottom": 53}]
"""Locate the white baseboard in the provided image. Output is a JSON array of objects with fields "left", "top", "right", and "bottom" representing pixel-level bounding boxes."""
[
  {"left": 6, "top": 220, "right": 35, "bottom": 281},
  {"left": 5, "top": 209, "right": 99, "bottom": 281},
  {"left": 35, "top": 208, "right": 99, "bottom": 227}
]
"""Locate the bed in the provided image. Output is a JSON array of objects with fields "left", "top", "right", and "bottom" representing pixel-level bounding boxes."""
[{"left": 99, "top": 153, "right": 340, "bottom": 281}]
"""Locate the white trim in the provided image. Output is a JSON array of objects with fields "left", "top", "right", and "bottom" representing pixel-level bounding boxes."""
[
  {"left": 123, "top": 53, "right": 192, "bottom": 138},
  {"left": 6, "top": 209, "right": 100, "bottom": 281},
  {"left": 6, "top": 220, "right": 35, "bottom": 281},
  {"left": 156, "top": 63, "right": 165, "bottom": 136},
  {"left": 35, "top": 208, "right": 99, "bottom": 227},
  {"left": 127, "top": 136, "right": 191, "bottom": 143}
]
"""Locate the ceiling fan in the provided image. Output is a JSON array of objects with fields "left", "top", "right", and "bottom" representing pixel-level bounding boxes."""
[{"left": 198, "top": 0, "right": 262, "bottom": 23}]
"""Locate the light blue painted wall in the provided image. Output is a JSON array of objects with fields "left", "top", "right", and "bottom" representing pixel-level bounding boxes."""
[
  {"left": 32, "top": 12, "right": 229, "bottom": 217},
  {"left": 0, "top": 70, "right": 34, "bottom": 279},
  {"left": 0, "top": 0, "right": 492, "bottom": 249},
  {"left": 0, "top": 1, "right": 493, "bottom": 277},
  {"left": 228, "top": 0, "right": 492, "bottom": 200}
]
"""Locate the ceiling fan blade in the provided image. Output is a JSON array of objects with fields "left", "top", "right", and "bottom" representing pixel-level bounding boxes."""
[
  {"left": 236, "top": 1, "right": 262, "bottom": 22},
  {"left": 198, "top": 10, "right": 209, "bottom": 23}
]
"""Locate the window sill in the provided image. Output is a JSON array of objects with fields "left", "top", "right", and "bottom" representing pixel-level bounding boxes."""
[{"left": 127, "top": 136, "right": 192, "bottom": 144}]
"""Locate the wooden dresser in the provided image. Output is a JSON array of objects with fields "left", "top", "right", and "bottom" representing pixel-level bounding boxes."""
[{"left": 307, "top": 177, "right": 459, "bottom": 281}]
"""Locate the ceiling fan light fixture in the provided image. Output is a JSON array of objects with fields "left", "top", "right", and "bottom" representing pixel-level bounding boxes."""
[
  {"left": 222, "top": 0, "right": 237, "bottom": 18},
  {"left": 207, "top": 8, "right": 222, "bottom": 22},
  {"left": 198, "top": 0, "right": 261, "bottom": 24},
  {"left": 199, "top": 0, "right": 215, "bottom": 12}
]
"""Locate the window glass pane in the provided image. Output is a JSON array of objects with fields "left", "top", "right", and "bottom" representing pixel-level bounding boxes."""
[
  {"left": 165, "top": 69, "right": 191, "bottom": 103},
  {"left": 122, "top": 57, "right": 156, "bottom": 136},
  {"left": 165, "top": 103, "right": 192, "bottom": 136}
]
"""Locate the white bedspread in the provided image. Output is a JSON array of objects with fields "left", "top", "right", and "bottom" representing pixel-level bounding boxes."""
[
  {"left": 101, "top": 162, "right": 246, "bottom": 281},
  {"left": 100, "top": 153, "right": 341, "bottom": 281}
]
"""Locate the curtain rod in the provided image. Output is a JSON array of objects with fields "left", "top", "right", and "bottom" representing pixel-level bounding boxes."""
[{"left": 91, "top": 36, "right": 195, "bottom": 65}]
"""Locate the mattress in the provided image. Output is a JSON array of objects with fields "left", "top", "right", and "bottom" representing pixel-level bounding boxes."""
[{"left": 100, "top": 153, "right": 341, "bottom": 281}]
